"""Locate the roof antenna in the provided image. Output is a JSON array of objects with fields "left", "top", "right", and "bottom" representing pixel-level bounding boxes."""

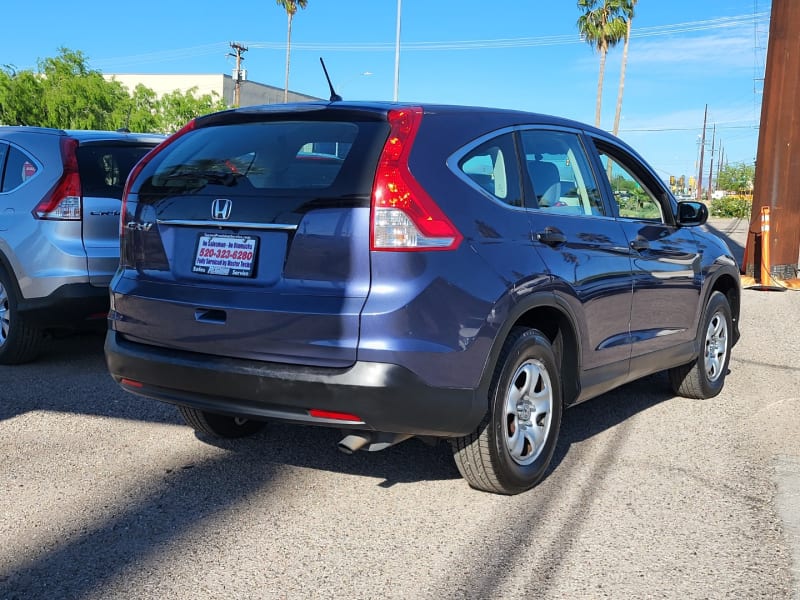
[{"left": 319, "top": 57, "right": 342, "bottom": 102}]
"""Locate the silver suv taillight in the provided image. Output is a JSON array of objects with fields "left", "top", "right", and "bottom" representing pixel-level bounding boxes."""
[{"left": 32, "top": 137, "right": 82, "bottom": 221}]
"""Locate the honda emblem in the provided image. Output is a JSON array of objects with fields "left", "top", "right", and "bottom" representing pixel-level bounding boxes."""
[{"left": 211, "top": 198, "right": 233, "bottom": 220}]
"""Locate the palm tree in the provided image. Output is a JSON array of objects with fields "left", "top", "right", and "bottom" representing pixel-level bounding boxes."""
[
  {"left": 276, "top": 0, "right": 308, "bottom": 103},
  {"left": 612, "top": 0, "right": 637, "bottom": 136},
  {"left": 577, "top": 0, "right": 628, "bottom": 128}
]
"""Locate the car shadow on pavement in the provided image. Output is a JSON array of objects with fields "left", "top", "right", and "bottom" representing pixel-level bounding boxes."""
[
  {"left": 190, "top": 370, "right": 678, "bottom": 491},
  {"left": 1, "top": 362, "right": 681, "bottom": 598},
  {"left": 1, "top": 327, "right": 679, "bottom": 488},
  {"left": 549, "top": 371, "right": 675, "bottom": 473},
  {"left": 0, "top": 332, "right": 181, "bottom": 425}
]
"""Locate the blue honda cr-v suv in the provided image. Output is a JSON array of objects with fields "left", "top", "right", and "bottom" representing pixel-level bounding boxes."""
[{"left": 105, "top": 102, "right": 741, "bottom": 494}]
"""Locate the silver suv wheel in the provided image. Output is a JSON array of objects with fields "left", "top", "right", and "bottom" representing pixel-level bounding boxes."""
[
  {"left": 0, "top": 268, "right": 45, "bottom": 364},
  {"left": 0, "top": 279, "right": 10, "bottom": 347}
]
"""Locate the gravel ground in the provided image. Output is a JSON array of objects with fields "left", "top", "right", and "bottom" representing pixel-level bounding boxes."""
[{"left": 0, "top": 217, "right": 797, "bottom": 599}]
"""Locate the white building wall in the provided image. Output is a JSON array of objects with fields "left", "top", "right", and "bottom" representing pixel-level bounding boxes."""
[{"left": 105, "top": 73, "right": 318, "bottom": 107}]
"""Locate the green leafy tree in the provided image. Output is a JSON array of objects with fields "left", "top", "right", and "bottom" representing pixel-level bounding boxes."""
[
  {"left": 37, "top": 48, "right": 129, "bottom": 129},
  {"left": 0, "top": 48, "right": 228, "bottom": 134},
  {"left": 276, "top": 0, "right": 308, "bottom": 103},
  {"left": 612, "top": 0, "right": 637, "bottom": 136},
  {"left": 0, "top": 48, "right": 126, "bottom": 129},
  {"left": 577, "top": 0, "right": 628, "bottom": 127},
  {"left": 155, "top": 87, "right": 228, "bottom": 134},
  {"left": 116, "top": 84, "right": 161, "bottom": 133},
  {"left": 716, "top": 162, "right": 755, "bottom": 195},
  {"left": 0, "top": 67, "right": 46, "bottom": 126}
]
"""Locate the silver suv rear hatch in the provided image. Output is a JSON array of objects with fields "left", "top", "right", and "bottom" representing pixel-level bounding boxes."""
[
  {"left": 115, "top": 109, "right": 388, "bottom": 367},
  {"left": 77, "top": 141, "right": 159, "bottom": 287}
]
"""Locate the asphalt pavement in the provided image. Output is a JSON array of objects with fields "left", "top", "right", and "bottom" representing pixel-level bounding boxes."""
[{"left": 0, "top": 217, "right": 798, "bottom": 599}]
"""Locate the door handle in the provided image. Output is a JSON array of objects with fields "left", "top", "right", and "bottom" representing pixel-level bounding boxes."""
[
  {"left": 194, "top": 308, "right": 227, "bottom": 324},
  {"left": 630, "top": 238, "right": 650, "bottom": 252},
  {"left": 535, "top": 227, "right": 566, "bottom": 247}
]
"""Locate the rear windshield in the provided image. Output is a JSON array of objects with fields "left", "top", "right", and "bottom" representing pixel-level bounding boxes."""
[
  {"left": 77, "top": 144, "right": 156, "bottom": 200},
  {"left": 137, "top": 120, "right": 387, "bottom": 199}
]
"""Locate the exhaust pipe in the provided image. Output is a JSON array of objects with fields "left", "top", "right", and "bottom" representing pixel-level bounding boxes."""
[
  {"left": 338, "top": 433, "right": 372, "bottom": 454},
  {"left": 337, "top": 432, "right": 413, "bottom": 454}
]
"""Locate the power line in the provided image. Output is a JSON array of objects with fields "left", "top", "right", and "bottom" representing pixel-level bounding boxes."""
[
  {"left": 621, "top": 125, "right": 759, "bottom": 132},
  {"left": 92, "top": 11, "right": 770, "bottom": 70}
]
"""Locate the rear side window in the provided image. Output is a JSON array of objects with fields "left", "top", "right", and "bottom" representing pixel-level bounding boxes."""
[
  {"left": 458, "top": 133, "right": 523, "bottom": 207},
  {"left": 1, "top": 145, "right": 38, "bottom": 193},
  {"left": 146, "top": 121, "right": 381, "bottom": 195},
  {"left": 77, "top": 145, "right": 155, "bottom": 200}
]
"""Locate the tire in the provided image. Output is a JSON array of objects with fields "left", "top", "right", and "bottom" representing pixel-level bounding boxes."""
[
  {"left": 451, "top": 327, "right": 563, "bottom": 495},
  {"left": 178, "top": 406, "right": 266, "bottom": 439},
  {"left": 669, "top": 290, "right": 732, "bottom": 399},
  {"left": 0, "top": 266, "right": 45, "bottom": 365}
]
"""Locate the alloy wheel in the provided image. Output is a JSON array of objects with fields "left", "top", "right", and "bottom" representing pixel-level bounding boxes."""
[
  {"left": 503, "top": 359, "right": 554, "bottom": 466},
  {"left": 0, "top": 281, "right": 9, "bottom": 347},
  {"left": 704, "top": 310, "right": 729, "bottom": 383}
]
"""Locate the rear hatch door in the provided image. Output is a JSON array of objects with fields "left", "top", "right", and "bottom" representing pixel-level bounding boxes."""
[
  {"left": 117, "top": 111, "right": 388, "bottom": 367},
  {"left": 78, "top": 141, "right": 159, "bottom": 286}
]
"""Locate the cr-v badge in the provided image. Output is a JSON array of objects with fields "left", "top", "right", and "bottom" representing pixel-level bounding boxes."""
[{"left": 211, "top": 198, "right": 233, "bottom": 220}]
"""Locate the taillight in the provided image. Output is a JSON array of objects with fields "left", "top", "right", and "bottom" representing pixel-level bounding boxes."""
[
  {"left": 120, "top": 118, "right": 197, "bottom": 237},
  {"left": 32, "top": 138, "right": 81, "bottom": 220},
  {"left": 371, "top": 107, "right": 462, "bottom": 251}
]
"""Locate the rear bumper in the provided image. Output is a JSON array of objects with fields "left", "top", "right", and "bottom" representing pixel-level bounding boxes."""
[
  {"left": 104, "top": 331, "right": 486, "bottom": 437},
  {"left": 18, "top": 283, "right": 109, "bottom": 329}
]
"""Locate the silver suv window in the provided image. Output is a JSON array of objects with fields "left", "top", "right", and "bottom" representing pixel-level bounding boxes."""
[
  {"left": 76, "top": 145, "right": 154, "bottom": 200},
  {"left": 1, "top": 145, "right": 38, "bottom": 192}
]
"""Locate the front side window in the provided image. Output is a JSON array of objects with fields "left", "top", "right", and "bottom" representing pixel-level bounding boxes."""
[
  {"left": 520, "top": 130, "right": 605, "bottom": 216},
  {"left": 458, "top": 133, "right": 523, "bottom": 207},
  {"left": 595, "top": 144, "right": 664, "bottom": 222}
]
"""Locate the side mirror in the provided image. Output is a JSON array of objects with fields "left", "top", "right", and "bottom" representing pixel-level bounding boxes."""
[{"left": 676, "top": 201, "right": 708, "bottom": 227}]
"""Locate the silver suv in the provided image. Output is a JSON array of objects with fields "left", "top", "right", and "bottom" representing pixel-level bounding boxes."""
[{"left": 0, "top": 127, "right": 162, "bottom": 363}]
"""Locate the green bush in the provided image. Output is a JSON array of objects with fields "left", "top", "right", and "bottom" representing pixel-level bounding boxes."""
[{"left": 710, "top": 195, "right": 752, "bottom": 219}]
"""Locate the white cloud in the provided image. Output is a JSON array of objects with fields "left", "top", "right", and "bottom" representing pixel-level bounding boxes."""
[{"left": 629, "top": 32, "right": 760, "bottom": 71}]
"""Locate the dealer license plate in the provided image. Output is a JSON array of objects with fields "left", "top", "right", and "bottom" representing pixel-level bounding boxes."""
[{"left": 192, "top": 234, "right": 258, "bottom": 277}]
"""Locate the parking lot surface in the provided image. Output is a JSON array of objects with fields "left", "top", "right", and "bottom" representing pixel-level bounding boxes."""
[{"left": 1, "top": 217, "right": 798, "bottom": 599}]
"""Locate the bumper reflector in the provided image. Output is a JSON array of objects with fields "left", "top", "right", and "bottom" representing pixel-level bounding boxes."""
[{"left": 308, "top": 409, "right": 362, "bottom": 422}]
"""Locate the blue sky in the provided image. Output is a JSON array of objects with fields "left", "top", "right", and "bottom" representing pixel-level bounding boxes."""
[{"left": 1, "top": 1, "right": 770, "bottom": 182}]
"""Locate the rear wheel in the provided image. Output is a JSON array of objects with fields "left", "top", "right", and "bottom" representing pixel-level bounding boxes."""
[
  {"left": 451, "top": 327, "right": 562, "bottom": 495},
  {"left": 178, "top": 406, "right": 266, "bottom": 438},
  {"left": 669, "top": 290, "right": 732, "bottom": 399},
  {"left": 0, "top": 267, "right": 45, "bottom": 365}
]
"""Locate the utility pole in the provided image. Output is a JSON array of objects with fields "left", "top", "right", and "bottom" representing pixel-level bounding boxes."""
[
  {"left": 697, "top": 104, "right": 708, "bottom": 202},
  {"left": 393, "top": 0, "right": 402, "bottom": 101},
  {"left": 228, "top": 42, "right": 248, "bottom": 108},
  {"left": 746, "top": 0, "right": 800, "bottom": 284},
  {"left": 707, "top": 124, "right": 716, "bottom": 198}
]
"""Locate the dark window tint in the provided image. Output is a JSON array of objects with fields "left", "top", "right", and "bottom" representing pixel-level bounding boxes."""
[
  {"left": 77, "top": 145, "right": 155, "bottom": 200},
  {"left": 1, "top": 145, "right": 38, "bottom": 193},
  {"left": 147, "top": 121, "right": 375, "bottom": 195},
  {"left": 458, "top": 133, "right": 523, "bottom": 207}
]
